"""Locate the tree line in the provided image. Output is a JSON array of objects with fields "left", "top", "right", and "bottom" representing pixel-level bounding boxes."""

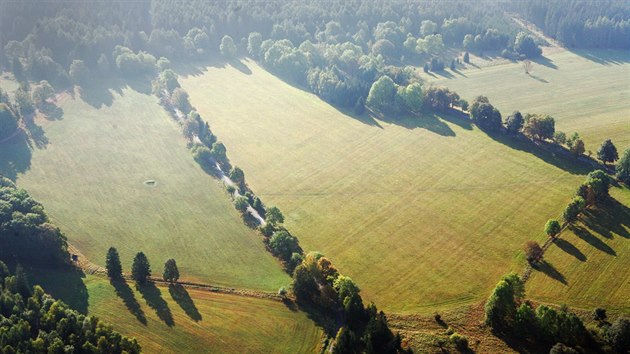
[{"left": 0, "top": 260, "right": 141, "bottom": 353}]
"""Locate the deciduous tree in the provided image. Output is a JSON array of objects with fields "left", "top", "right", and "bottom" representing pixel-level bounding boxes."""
[
  {"left": 163, "top": 258, "right": 179, "bottom": 282},
  {"left": 597, "top": 139, "right": 619, "bottom": 164}
]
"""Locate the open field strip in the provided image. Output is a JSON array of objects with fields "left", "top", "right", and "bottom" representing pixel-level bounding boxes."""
[
  {"left": 527, "top": 185, "right": 630, "bottom": 313},
  {"left": 4, "top": 80, "right": 289, "bottom": 291},
  {"left": 425, "top": 48, "right": 630, "bottom": 149},
  {"left": 180, "top": 60, "right": 598, "bottom": 313}
]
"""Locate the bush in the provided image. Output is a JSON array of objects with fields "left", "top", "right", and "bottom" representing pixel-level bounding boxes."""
[
  {"left": 450, "top": 333, "right": 468, "bottom": 351},
  {"left": 234, "top": 196, "right": 249, "bottom": 213},
  {"left": 269, "top": 231, "right": 300, "bottom": 261}
]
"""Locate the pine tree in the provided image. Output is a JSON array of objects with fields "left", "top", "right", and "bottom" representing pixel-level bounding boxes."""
[
  {"left": 106, "top": 247, "right": 123, "bottom": 280},
  {"left": 131, "top": 252, "right": 151, "bottom": 284},
  {"left": 15, "top": 264, "right": 31, "bottom": 298},
  {"left": 163, "top": 258, "right": 179, "bottom": 282},
  {"left": 463, "top": 52, "right": 470, "bottom": 63}
]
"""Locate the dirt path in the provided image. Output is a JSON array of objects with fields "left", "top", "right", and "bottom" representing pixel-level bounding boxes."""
[{"left": 67, "top": 243, "right": 282, "bottom": 301}]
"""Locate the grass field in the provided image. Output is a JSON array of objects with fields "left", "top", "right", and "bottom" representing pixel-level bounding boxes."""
[
  {"left": 178, "top": 59, "right": 605, "bottom": 313},
  {"left": 1, "top": 79, "right": 289, "bottom": 291},
  {"left": 28, "top": 270, "right": 322, "bottom": 353},
  {"left": 527, "top": 185, "right": 630, "bottom": 313},
  {"left": 425, "top": 49, "right": 630, "bottom": 150}
]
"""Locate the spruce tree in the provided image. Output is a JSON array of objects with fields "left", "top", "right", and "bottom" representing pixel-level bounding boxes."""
[
  {"left": 106, "top": 247, "right": 123, "bottom": 280},
  {"left": 163, "top": 258, "right": 179, "bottom": 282},
  {"left": 131, "top": 252, "right": 151, "bottom": 284}
]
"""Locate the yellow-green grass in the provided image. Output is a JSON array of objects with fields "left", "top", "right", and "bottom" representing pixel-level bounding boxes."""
[
  {"left": 424, "top": 49, "right": 630, "bottom": 149},
  {"left": 180, "top": 60, "right": 596, "bottom": 313},
  {"left": 4, "top": 81, "right": 289, "bottom": 291},
  {"left": 527, "top": 185, "right": 630, "bottom": 313},
  {"left": 29, "top": 270, "right": 322, "bottom": 354}
]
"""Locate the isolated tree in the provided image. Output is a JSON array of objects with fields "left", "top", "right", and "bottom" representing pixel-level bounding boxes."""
[
  {"left": 220, "top": 35, "right": 237, "bottom": 59},
  {"left": 106, "top": 247, "right": 123, "bottom": 279},
  {"left": 31, "top": 81, "right": 55, "bottom": 107},
  {"left": 366, "top": 75, "right": 396, "bottom": 113},
  {"left": 450, "top": 59, "right": 456, "bottom": 70},
  {"left": 524, "top": 241, "right": 543, "bottom": 264},
  {"left": 423, "top": 63, "right": 430, "bottom": 73},
  {"left": 523, "top": 59, "right": 533, "bottom": 74},
  {"left": 616, "top": 148, "right": 630, "bottom": 184},
  {"left": 593, "top": 308, "right": 607, "bottom": 322},
  {"left": 266, "top": 206, "right": 285, "bottom": 226},
  {"left": 234, "top": 196, "right": 249, "bottom": 212},
  {"left": 545, "top": 219, "right": 562, "bottom": 238},
  {"left": 163, "top": 258, "right": 179, "bottom": 282},
  {"left": 463, "top": 52, "right": 470, "bottom": 63},
  {"left": 505, "top": 111, "right": 524, "bottom": 134},
  {"left": 597, "top": 139, "right": 618, "bottom": 164},
  {"left": 69, "top": 59, "right": 90, "bottom": 86},
  {"left": 131, "top": 252, "right": 151, "bottom": 284}
]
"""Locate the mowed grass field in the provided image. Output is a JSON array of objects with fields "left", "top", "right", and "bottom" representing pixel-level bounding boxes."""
[
  {"left": 527, "top": 185, "right": 630, "bottom": 313},
  {"left": 425, "top": 49, "right": 630, "bottom": 149},
  {"left": 179, "top": 60, "right": 601, "bottom": 313},
  {"left": 29, "top": 270, "right": 322, "bottom": 353},
  {"left": 3, "top": 80, "right": 289, "bottom": 291}
]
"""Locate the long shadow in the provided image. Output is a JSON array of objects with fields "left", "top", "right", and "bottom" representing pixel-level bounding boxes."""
[
  {"left": 228, "top": 59, "right": 252, "bottom": 75},
  {"left": 527, "top": 73, "right": 549, "bottom": 83},
  {"left": 137, "top": 281, "right": 174, "bottom": 327},
  {"left": 375, "top": 110, "right": 456, "bottom": 137},
  {"left": 112, "top": 279, "right": 147, "bottom": 325},
  {"left": 570, "top": 224, "right": 616, "bottom": 256},
  {"left": 532, "top": 55, "right": 558, "bottom": 69},
  {"left": 570, "top": 49, "right": 630, "bottom": 65},
  {"left": 0, "top": 134, "right": 32, "bottom": 181},
  {"left": 534, "top": 260, "right": 567, "bottom": 284},
  {"left": 437, "top": 109, "right": 473, "bottom": 130},
  {"left": 554, "top": 238, "right": 587, "bottom": 262},
  {"left": 433, "top": 69, "right": 456, "bottom": 79},
  {"left": 22, "top": 114, "right": 49, "bottom": 149},
  {"left": 23, "top": 264, "right": 89, "bottom": 315},
  {"left": 484, "top": 131, "right": 592, "bottom": 175},
  {"left": 451, "top": 68, "right": 468, "bottom": 78},
  {"left": 79, "top": 84, "right": 115, "bottom": 109},
  {"left": 581, "top": 196, "right": 630, "bottom": 240},
  {"left": 168, "top": 284, "right": 202, "bottom": 321},
  {"left": 39, "top": 102, "right": 63, "bottom": 120}
]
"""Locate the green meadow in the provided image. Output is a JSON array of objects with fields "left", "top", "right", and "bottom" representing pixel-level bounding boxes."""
[
  {"left": 178, "top": 59, "right": 620, "bottom": 313},
  {"left": 1, "top": 80, "right": 289, "bottom": 291}
]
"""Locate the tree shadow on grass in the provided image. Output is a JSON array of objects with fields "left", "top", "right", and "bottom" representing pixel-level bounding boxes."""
[
  {"left": 168, "top": 284, "right": 201, "bottom": 321},
  {"left": 554, "top": 238, "right": 587, "bottom": 262},
  {"left": 228, "top": 59, "right": 253, "bottom": 75},
  {"left": 581, "top": 197, "right": 630, "bottom": 240},
  {"left": 112, "top": 279, "right": 147, "bottom": 325},
  {"left": 437, "top": 109, "right": 473, "bottom": 131},
  {"left": 137, "top": 282, "right": 174, "bottom": 327},
  {"left": 0, "top": 134, "right": 32, "bottom": 181},
  {"left": 23, "top": 264, "right": 89, "bottom": 315},
  {"left": 374, "top": 109, "right": 456, "bottom": 137},
  {"left": 39, "top": 102, "right": 63, "bottom": 120},
  {"left": 484, "top": 131, "right": 592, "bottom": 175},
  {"left": 534, "top": 260, "right": 567, "bottom": 285},
  {"left": 532, "top": 55, "right": 558, "bottom": 69},
  {"left": 569, "top": 224, "right": 616, "bottom": 256},
  {"left": 570, "top": 49, "right": 630, "bottom": 65}
]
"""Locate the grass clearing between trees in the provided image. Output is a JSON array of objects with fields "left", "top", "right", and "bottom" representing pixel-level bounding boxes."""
[
  {"left": 178, "top": 59, "right": 628, "bottom": 314},
  {"left": 527, "top": 185, "right": 630, "bottom": 313},
  {"left": 425, "top": 49, "right": 630, "bottom": 150},
  {"left": 29, "top": 270, "right": 322, "bottom": 354},
  {"left": 2, "top": 79, "right": 289, "bottom": 291}
]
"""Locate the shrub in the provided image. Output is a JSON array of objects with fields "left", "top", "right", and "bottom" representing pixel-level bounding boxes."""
[
  {"left": 545, "top": 219, "right": 562, "bottom": 237},
  {"left": 234, "top": 196, "right": 249, "bottom": 213},
  {"left": 269, "top": 231, "right": 300, "bottom": 261},
  {"left": 450, "top": 333, "right": 468, "bottom": 351}
]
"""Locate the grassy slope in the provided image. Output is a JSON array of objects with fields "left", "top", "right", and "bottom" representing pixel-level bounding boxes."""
[
  {"left": 425, "top": 49, "right": 630, "bottom": 149},
  {"left": 527, "top": 185, "right": 630, "bottom": 313},
  {"left": 29, "top": 270, "right": 321, "bottom": 354},
  {"left": 9, "top": 81, "right": 288, "bottom": 291},
  {"left": 180, "top": 60, "right": 594, "bottom": 313}
]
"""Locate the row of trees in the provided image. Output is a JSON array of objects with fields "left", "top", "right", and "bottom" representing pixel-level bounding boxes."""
[
  {"left": 485, "top": 273, "right": 629, "bottom": 352},
  {"left": 106, "top": 247, "right": 180, "bottom": 284},
  {"left": 0, "top": 260, "right": 141, "bottom": 353}
]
